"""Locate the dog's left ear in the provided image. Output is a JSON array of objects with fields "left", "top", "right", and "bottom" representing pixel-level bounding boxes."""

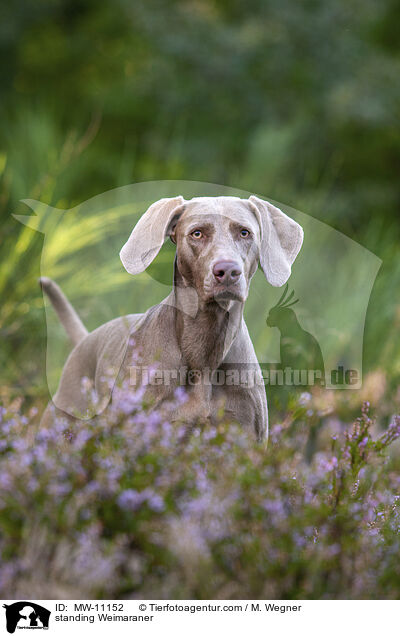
[
  {"left": 248, "top": 195, "right": 304, "bottom": 287},
  {"left": 120, "top": 196, "right": 185, "bottom": 275}
]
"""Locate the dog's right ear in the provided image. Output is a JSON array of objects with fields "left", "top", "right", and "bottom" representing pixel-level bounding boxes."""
[{"left": 120, "top": 196, "right": 185, "bottom": 274}]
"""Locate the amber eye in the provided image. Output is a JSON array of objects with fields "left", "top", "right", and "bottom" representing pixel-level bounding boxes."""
[
  {"left": 240, "top": 228, "right": 250, "bottom": 238},
  {"left": 191, "top": 230, "right": 203, "bottom": 239}
]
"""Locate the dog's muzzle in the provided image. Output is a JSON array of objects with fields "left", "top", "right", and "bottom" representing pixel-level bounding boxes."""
[{"left": 211, "top": 260, "right": 244, "bottom": 301}]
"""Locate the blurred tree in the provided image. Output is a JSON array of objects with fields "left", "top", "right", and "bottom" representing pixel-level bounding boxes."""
[{"left": 0, "top": 0, "right": 399, "bottom": 232}]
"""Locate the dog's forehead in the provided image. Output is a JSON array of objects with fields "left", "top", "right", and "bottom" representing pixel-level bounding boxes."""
[{"left": 180, "top": 196, "right": 259, "bottom": 230}]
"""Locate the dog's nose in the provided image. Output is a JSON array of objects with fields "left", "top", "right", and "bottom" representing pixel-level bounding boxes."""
[{"left": 213, "top": 260, "right": 242, "bottom": 285}]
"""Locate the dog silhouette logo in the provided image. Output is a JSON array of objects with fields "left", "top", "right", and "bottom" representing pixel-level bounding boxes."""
[{"left": 2, "top": 602, "right": 51, "bottom": 633}]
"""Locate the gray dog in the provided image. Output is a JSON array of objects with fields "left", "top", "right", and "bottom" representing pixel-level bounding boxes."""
[{"left": 40, "top": 195, "right": 303, "bottom": 443}]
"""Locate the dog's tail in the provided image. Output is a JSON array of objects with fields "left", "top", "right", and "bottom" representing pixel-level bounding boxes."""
[{"left": 39, "top": 277, "right": 88, "bottom": 346}]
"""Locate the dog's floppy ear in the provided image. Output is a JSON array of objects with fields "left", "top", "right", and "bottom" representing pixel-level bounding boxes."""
[
  {"left": 120, "top": 196, "right": 185, "bottom": 274},
  {"left": 248, "top": 195, "right": 304, "bottom": 287}
]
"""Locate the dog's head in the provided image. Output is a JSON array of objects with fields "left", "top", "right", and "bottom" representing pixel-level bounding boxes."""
[{"left": 120, "top": 195, "right": 303, "bottom": 304}]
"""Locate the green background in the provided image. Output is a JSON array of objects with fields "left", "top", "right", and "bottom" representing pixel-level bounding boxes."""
[{"left": 1, "top": 0, "right": 400, "bottom": 406}]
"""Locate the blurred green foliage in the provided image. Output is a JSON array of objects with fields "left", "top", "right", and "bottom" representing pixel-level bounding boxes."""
[{"left": 1, "top": 0, "right": 400, "bottom": 400}]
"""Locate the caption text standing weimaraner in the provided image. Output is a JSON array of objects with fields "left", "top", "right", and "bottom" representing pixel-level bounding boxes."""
[{"left": 40, "top": 195, "right": 304, "bottom": 443}]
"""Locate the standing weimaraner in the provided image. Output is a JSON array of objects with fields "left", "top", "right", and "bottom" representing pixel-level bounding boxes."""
[{"left": 40, "top": 195, "right": 303, "bottom": 442}]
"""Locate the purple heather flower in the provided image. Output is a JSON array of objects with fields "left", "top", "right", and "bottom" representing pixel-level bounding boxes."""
[
  {"left": 27, "top": 478, "right": 39, "bottom": 492},
  {"left": 388, "top": 415, "right": 400, "bottom": 434},
  {"left": 112, "top": 386, "right": 146, "bottom": 415},
  {"left": 299, "top": 392, "right": 312, "bottom": 406},
  {"left": 319, "top": 456, "right": 338, "bottom": 473},
  {"left": 19, "top": 451, "right": 33, "bottom": 468},
  {"left": 47, "top": 482, "right": 72, "bottom": 497},
  {"left": 203, "top": 428, "right": 217, "bottom": 441},
  {"left": 0, "top": 472, "right": 12, "bottom": 490},
  {"left": 358, "top": 436, "right": 369, "bottom": 450},
  {"left": 174, "top": 386, "right": 188, "bottom": 403},
  {"left": 147, "top": 493, "right": 165, "bottom": 512},
  {"left": 0, "top": 562, "right": 18, "bottom": 592},
  {"left": 261, "top": 498, "right": 286, "bottom": 517},
  {"left": 73, "top": 428, "right": 93, "bottom": 449},
  {"left": 85, "top": 480, "right": 100, "bottom": 494},
  {"left": 118, "top": 489, "right": 145, "bottom": 511}
]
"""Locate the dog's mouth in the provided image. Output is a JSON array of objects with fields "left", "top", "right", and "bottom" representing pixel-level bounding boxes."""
[
  {"left": 210, "top": 285, "right": 245, "bottom": 302},
  {"left": 202, "top": 275, "right": 247, "bottom": 304}
]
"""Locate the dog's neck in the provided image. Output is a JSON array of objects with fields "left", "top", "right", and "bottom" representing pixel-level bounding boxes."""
[{"left": 172, "top": 264, "right": 244, "bottom": 371}]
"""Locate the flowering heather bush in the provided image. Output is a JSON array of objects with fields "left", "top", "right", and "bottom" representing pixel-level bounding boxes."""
[{"left": 1, "top": 384, "right": 400, "bottom": 600}]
